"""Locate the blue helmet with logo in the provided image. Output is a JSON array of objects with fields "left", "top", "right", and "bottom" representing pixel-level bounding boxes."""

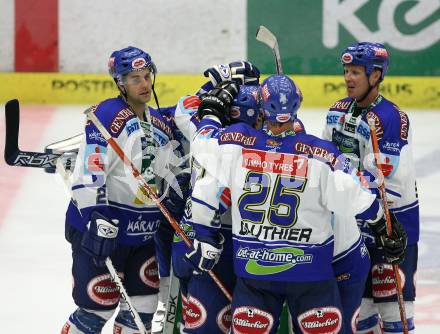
[
  {"left": 230, "top": 85, "right": 261, "bottom": 125},
  {"left": 260, "top": 75, "right": 302, "bottom": 123},
  {"left": 108, "top": 46, "right": 157, "bottom": 83},
  {"left": 341, "top": 42, "right": 389, "bottom": 81}
]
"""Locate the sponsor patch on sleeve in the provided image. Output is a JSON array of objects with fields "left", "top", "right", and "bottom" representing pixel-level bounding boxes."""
[
  {"left": 84, "top": 144, "right": 107, "bottom": 174},
  {"left": 110, "top": 108, "right": 135, "bottom": 136},
  {"left": 125, "top": 118, "right": 140, "bottom": 136}
]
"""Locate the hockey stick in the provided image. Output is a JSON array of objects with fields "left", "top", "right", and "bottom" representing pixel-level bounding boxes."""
[
  {"left": 3, "top": 99, "right": 81, "bottom": 172},
  {"left": 4, "top": 99, "right": 61, "bottom": 169},
  {"left": 85, "top": 109, "right": 233, "bottom": 303},
  {"left": 105, "top": 257, "right": 149, "bottom": 334},
  {"left": 367, "top": 118, "right": 409, "bottom": 334},
  {"left": 256, "top": 25, "right": 283, "bottom": 74},
  {"left": 162, "top": 269, "right": 180, "bottom": 334}
]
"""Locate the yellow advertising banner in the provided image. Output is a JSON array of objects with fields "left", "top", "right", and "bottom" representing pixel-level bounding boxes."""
[{"left": 0, "top": 73, "right": 439, "bottom": 109}]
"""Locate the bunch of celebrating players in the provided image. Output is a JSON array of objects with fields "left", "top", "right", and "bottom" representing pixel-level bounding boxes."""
[{"left": 61, "top": 42, "right": 418, "bottom": 334}]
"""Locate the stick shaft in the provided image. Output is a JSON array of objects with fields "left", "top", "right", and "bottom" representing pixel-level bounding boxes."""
[
  {"left": 105, "top": 258, "right": 148, "bottom": 334},
  {"left": 86, "top": 110, "right": 232, "bottom": 302},
  {"left": 368, "top": 119, "right": 409, "bottom": 334}
]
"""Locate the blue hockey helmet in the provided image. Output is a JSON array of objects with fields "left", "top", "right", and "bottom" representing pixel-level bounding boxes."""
[
  {"left": 108, "top": 46, "right": 157, "bottom": 83},
  {"left": 341, "top": 42, "right": 389, "bottom": 81},
  {"left": 230, "top": 85, "right": 261, "bottom": 125},
  {"left": 260, "top": 75, "right": 302, "bottom": 123}
]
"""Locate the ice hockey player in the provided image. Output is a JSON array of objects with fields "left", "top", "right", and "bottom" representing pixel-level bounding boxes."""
[
  {"left": 181, "top": 84, "right": 262, "bottom": 334},
  {"left": 162, "top": 62, "right": 261, "bottom": 333},
  {"left": 288, "top": 122, "right": 372, "bottom": 333},
  {"left": 323, "top": 42, "right": 418, "bottom": 334},
  {"left": 61, "top": 46, "right": 188, "bottom": 334},
  {"left": 188, "top": 75, "right": 407, "bottom": 334}
]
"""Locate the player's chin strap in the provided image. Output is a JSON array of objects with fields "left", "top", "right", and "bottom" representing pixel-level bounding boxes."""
[{"left": 151, "top": 72, "right": 161, "bottom": 112}]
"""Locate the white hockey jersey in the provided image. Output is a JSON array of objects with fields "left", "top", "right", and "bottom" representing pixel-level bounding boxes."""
[
  {"left": 323, "top": 95, "right": 419, "bottom": 246},
  {"left": 191, "top": 118, "right": 379, "bottom": 282},
  {"left": 66, "top": 97, "right": 184, "bottom": 246}
]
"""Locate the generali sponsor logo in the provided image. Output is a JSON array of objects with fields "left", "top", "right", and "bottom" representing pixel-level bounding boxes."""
[
  {"left": 221, "top": 132, "right": 257, "bottom": 146},
  {"left": 399, "top": 110, "right": 409, "bottom": 140},
  {"left": 110, "top": 108, "right": 134, "bottom": 134},
  {"left": 151, "top": 115, "right": 173, "bottom": 139},
  {"left": 330, "top": 101, "right": 351, "bottom": 110},
  {"left": 366, "top": 111, "right": 384, "bottom": 140}
]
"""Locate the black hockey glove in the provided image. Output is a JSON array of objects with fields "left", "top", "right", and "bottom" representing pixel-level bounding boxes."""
[
  {"left": 368, "top": 212, "right": 407, "bottom": 265},
  {"left": 204, "top": 60, "right": 260, "bottom": 86},
  {"left": 197, "top": 81, "right": 239, "bottom": 126},
  {"left": 81, "top": 211, "right": 119, "bottom": 267}
]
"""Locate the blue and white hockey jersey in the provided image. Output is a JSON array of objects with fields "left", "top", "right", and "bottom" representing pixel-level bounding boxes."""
[
  {"left": 323, "top": 96, "right": 419, "bottom": 246},
  {"left": 66, "top": 96, "right": 185, "bottom": 246},
  {"left": 191, "top": 118, "right": 380, "bottom": 282},
  {"left": 163, "top": 95, "right": 234, "bottom": 252}
]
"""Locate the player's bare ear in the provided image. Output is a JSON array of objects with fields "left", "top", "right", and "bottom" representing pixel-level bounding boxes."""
[{"left": 370, "top": 69, "right": 382, "bottom": 86}]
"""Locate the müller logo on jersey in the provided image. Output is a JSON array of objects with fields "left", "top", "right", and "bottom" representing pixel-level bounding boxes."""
[
  {"left": 298, "top": 307, "right": 342, "bottom": 334},
  {"left": 371, "top": 264, "right": 406, "bottom": 298},
  {"left": 232, "top": 306, "right": 273, "bottom": 334}
]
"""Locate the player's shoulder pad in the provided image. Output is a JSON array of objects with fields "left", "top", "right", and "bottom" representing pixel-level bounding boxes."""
[
  {"left": 218, "top": 123, "right": 260, "bottom": 147},
  {"left": 329, "top": 97, "right": 353, "bottom": 111},
  {"left": 90, "top": 97, "right": 136, "bottom": 138},
  {"left": 293, "top": 133, "right": 349, "bottom": 171},
  {"left": 365, "top": 97, "right": 409, "bottom": 142},
  {"left": 177, "top": 95, "right": 201, "bottom": 115},
  {"left": 159, "top": 104, "right": 177, "bottom": 118}
]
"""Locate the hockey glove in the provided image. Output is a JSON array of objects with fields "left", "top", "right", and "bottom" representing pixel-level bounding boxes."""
[
  {"left": 81, "top": 211, "right": 119, "bottom": 267},
  {"left": 197, "top": 81, "right": 239, "bottom": 126},
  {"left": 184, "top": 234, "right": 224, "bottom": 273},
  {"left": 204, "top": 60, "right": 260, "bottom": 87},
  {"left": 368, "top": 212, "right": 407, "bottom": 265}
]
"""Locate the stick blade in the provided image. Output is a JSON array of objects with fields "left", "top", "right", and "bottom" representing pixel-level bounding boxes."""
[
  {"left": 256, "top": 25, "right": 277, "bottom": 49},
  {"left": 4, "top": 99, "right": 20, "bottom": 164}
]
